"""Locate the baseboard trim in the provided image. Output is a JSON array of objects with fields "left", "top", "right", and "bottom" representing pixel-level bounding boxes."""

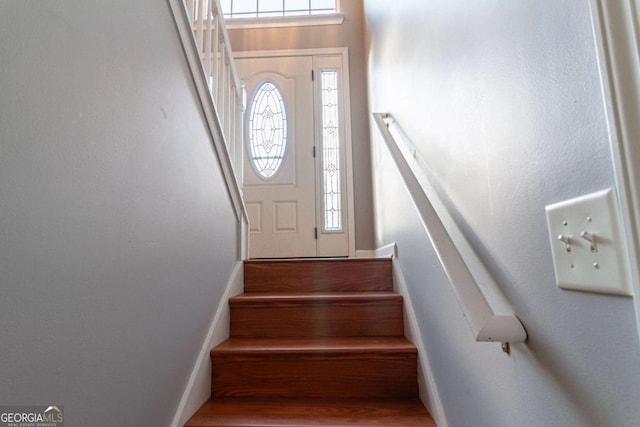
[
  {"left": 355, "top": 244, "right": 397, "bottom": 258},
  {"left": 354, "top": 249, "right": 376, "bottom": 258},
  {"left": 171, "top": 261, "right": 244, "bottom": 427},
  {"left": 388, "top": 249, "right": 447, "bottom": 427},
  {"left": 375, "top": 242, "right": 398, "bottom": 258}
]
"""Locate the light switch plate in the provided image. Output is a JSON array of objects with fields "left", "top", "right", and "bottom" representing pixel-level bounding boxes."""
[{"left": 545, "top": 188, "right": 631, "bottom": 295}]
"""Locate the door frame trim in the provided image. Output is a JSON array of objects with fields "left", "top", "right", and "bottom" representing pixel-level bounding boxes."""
[
  {"left": 234, "top": 48, "right": 357, "bottom": 257},
  {"left": 589, "top": 0, "right": 640, "bottom": 336}
]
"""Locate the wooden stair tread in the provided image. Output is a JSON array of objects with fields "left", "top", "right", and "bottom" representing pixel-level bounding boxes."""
[
  {"left": 244, "top": 257, "right": 385, "bottom": 263},
  {"left": 185, "top": 397, "right": 436, "bottom": 427},
  {"left": 212, "top": 337, "right": 417, "bottom": 355},
  {"left": 230, "top": 292, "right": 401, "bottom": 304},
  {"left": 186, "top": 258, "right": 434, "bottom": 425}
]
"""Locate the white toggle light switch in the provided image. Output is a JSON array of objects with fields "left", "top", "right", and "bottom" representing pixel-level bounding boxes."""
[{"left": 545, "top": 188, "right": 631, "bottom": 295}]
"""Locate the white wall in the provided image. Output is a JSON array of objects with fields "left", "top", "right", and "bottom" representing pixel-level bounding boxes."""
[
  {"left": 0, "top": 1, "right": 238, "bottom": 425},
  {"left": 365, "top": 1, "right": 640, "bottom": 426}
]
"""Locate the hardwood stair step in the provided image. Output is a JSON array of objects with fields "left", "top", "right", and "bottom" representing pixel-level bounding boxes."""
[
  {"left": 210, "top": 337, "right": 418, "bottom": 399},
  {"left": 185, "top": 257, "right": 435, "bottom": 426},
  {"left": 184, "top": 397, "right": 436, "bottom": 426},
  {"left": 229, "top": 292, "right": 404, "bottom": 338},
  {"left": 212, "top": 337, "right": 418, "bottom": 354},
  {"left": 244, "top": 258, "right": 393, "bottom": 293}
]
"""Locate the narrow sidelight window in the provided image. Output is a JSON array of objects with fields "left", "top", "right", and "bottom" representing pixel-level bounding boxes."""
[{"left": 320, "top": 69, "right": 342, "bottom": 231}]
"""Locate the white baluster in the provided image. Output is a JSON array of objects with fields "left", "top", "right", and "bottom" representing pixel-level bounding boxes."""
[
  {"left": 204, "top": 0, "right": 212, "bottom": 89},
  {"left": 212, "top": 15, "right": 219, "bottom": 100},
  {"left": 196, "top": 0, "right": 204, "bottom": 54},
  {"left": 185, "top": 0, "right": 194, "bottom": 22},
  {"left": 219, "top": 48, "right": 226, "bottom": 121}
]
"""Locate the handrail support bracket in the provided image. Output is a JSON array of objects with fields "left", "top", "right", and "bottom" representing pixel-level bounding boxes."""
[{"left": 501, "top": 342, "right": 510, "bottom": 354}]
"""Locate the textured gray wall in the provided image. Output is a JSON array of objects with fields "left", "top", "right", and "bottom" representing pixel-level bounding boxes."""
[
  {"left": 365, "top": 1, "right": 640, "bottom": 426},
  {"left": 0, "top": 1, "right": 238, "bottom": 425}
]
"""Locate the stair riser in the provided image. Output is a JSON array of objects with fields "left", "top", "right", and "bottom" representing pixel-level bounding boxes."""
[
  {"left": 244, "top": 260, "right": 393, "bottom": 293},
  {"left": 230, "top": 301, "right": 404, "bottom": 338},
  {"left": 211, "top": 353, "right": 418, "bottom": 399}
]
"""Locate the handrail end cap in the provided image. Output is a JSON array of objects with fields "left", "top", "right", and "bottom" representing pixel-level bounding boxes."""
[{"left": 476, "top": 315, "right": 527, "bottom": 343}]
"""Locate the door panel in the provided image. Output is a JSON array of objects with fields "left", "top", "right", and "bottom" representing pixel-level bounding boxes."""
[{"left": 237, "top": 56, "right": 316, "bottom": 258}]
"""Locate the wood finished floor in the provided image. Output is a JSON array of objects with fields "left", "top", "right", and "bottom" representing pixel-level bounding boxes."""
[
  {"left": 185, "top": 397, "right": 436, "bottom": 427},
  {"left": 185, "top": 259, "right": 436, "bottom": 426}
]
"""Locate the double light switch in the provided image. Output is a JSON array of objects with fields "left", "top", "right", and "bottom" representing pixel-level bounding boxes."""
[{"left": 545, "top": 188, "right": 631, "bottom": 296}]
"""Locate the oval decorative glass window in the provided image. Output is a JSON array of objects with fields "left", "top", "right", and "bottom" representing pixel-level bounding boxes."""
[{"left": 248, "top": 81, "right": 288, "bottom": 179}]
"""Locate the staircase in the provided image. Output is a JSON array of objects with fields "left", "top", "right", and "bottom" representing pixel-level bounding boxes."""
[{"left": 185, "top": 258, "right": 436, "bottom": 426}]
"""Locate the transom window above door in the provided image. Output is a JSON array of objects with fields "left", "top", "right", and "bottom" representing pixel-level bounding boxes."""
[{"left": 220, "top": 0, "right": 336, "bottom": 19}]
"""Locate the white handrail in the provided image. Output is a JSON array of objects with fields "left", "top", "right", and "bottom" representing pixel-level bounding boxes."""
[
  {"left": 168, "top": 0, "right": 246, "bottom": 227},
  {"left": 373, "top": 113, "right": 527, "bottom": 345}
]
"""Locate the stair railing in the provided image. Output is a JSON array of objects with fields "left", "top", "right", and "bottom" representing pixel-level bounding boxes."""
[
  {"left": 169, "top": 0, "right": 247, "bottom": 235},
  {"left": 373, "top": 112, "right": 527, "bottom": 349},
  {"left": 187, "top": 0, "right": 245, "bottom": 164}
]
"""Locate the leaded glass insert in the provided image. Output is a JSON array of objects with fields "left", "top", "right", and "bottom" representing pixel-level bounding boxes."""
[
  {"left": 320, "top": 70, "right": 342, "bottom": 231},
  {"left": 248, "top": 81, "right": 287, "bottom": 179}
]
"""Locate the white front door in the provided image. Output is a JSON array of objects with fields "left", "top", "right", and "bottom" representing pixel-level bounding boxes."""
[
  {"left": 237, "top": 53, "right": 351, "bottom": 259},
  {"left": 237, "top": 56, "right": 316, "bottom": 258}
]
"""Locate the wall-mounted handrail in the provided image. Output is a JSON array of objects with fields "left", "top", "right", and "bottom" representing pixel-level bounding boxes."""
[{"left": 373, "top": 112, "right": 527, "bottom": 345}]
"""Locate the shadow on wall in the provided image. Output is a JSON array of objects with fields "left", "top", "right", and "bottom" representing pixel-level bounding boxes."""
[
  {"left": 438, "top": 191, "right": 618, "bottom": 426},
  {"left": 384, "top": 131, "right": 617, "bottom": 426},
  {"left": 516, "top": 342, "right": 602, "bottom": 427}
]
